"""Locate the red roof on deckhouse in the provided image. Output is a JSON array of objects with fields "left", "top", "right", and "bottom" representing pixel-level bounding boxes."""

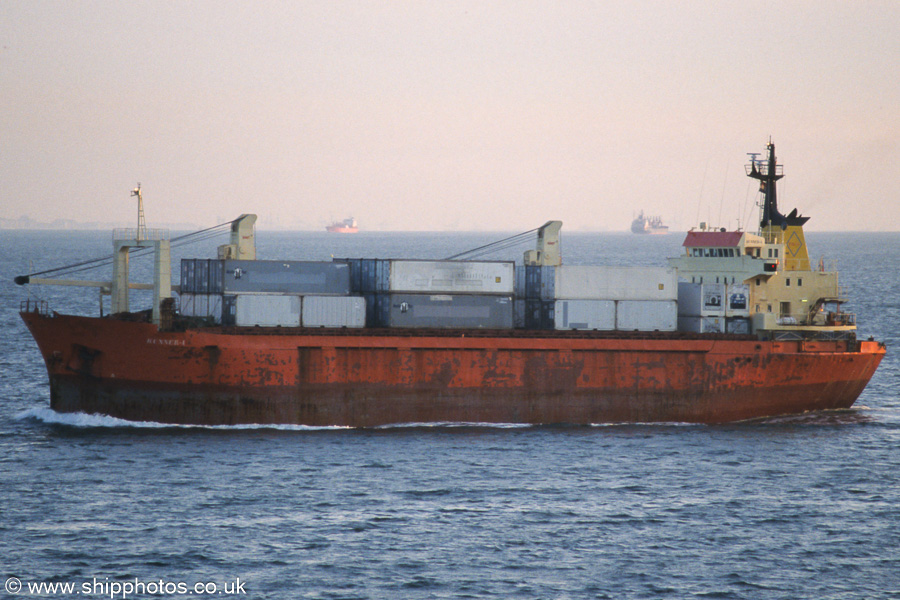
[{"left": 683, "top": 231, "right": 744, "bottom": 248}]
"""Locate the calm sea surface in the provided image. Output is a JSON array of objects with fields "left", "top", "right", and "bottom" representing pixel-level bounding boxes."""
[{"left": 1, "top": 230, "right": 898, "bottom": 600}]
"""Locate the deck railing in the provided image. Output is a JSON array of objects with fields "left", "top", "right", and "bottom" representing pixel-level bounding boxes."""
[{"left": 20, "top": 299, "right": 50, "bottom": 315}]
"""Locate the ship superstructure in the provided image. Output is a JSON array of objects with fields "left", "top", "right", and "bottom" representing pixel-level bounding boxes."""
[{"left": 669, "top": 140, "right": 852, "bottom": 339}]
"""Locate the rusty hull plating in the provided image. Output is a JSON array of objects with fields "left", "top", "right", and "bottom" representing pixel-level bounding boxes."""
[{"left": 21, "top": 310, "right": 885, "bottom": 426}]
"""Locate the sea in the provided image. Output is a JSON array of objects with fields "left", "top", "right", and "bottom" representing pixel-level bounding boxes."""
[{"left": 1, "top": 229, "right": 898, "bottom": 600}]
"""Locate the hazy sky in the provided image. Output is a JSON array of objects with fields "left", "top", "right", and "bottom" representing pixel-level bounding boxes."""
[{"left": 2, "top": 1, "right": 898, "bottom": 231}]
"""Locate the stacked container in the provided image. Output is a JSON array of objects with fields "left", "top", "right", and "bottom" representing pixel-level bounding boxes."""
[
  {"left": 181, "top": 259, "right": 362, "bottom": 327},
  {"left": 724, "top": 283, "right": 751, "bottom": 333},
  {"left": 339, "top": 259, "right": 515, "bottom": 329},
  {"left": 676, "top": 281, "right": 752, "bottom": 334},
  {"left": 518, "top": 265, "right": 678, "bottom": 331},
  {"left": 677, "top": 282, "right": 725, "bottom": 333}
]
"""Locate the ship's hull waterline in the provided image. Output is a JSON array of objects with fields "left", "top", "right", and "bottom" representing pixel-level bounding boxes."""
[{"left": 22, "top": 311, "right": 885, "bottom": 427}]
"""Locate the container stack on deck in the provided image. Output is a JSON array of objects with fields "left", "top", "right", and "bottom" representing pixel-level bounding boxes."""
[
  {"left": 339, "top": 259, "right": 515, "bottom": 329},
  {"left": 676, "top": 282, "right": 751, "bottom": 334},
  {"left": 517, "top": 265, "right": 678, "bottom": 331},
  {"left": 179, "top": 259, "right": 364, "bottom": 327},
  {"left": 177, "top": 257, "right": 761, "bottom": 334}
]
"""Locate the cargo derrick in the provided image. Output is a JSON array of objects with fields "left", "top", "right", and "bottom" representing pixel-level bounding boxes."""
[{"left": 17, "top": 143, "right": 886, "bottom": 426}]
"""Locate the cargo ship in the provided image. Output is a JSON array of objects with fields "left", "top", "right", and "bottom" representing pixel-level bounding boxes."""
[
  {"left": 326, "top": 217, "right": 358, "bottom": 233},
  {"left": 631, "top": 210, "right": 669, "bottom": 234},
  {"left": 16, "top": 141, "right": 885, "bottom": 426}
]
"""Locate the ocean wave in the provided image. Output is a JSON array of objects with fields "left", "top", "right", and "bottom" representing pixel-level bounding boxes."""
[{"left": 13, "top": 407, "right": 351, "bottom": 431}]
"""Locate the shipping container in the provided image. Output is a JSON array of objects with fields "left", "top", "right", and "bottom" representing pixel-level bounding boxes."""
[
  {"left": 301, "top": 296, "right": 366, "bottom": 328},
  {"left": 514, "top": 298, "right": 526, "bottom": 329},
  {"left": 379, "top": 293, "right": 514, "bottom": 329},
  {"left": 524, "top": 299, "right": 555, "bottom": 330},
  {"left": 180, "top": 259, "right": 196, "bottom": 293},
  {"left": 725, "top": 284, "right": 750, "bottom": 317},
  {"left": 209, "top": 260, "right": 224, "bottom": 294},
  {"left": 388, "top": 260, "right": 514, "bottom": 294},
  {"left": 540, "top": 266, "right": 678, "bottom": 301},
  {"left": 616, "top": 300, "right": 678, "bottom": 331},
  {"left": 222, "top": 295, "right": 237, "bottom": 326},
  {"left": 208, "top": 294, "right": 223, "bottom": 323},
  {"left": 677, "top": 282, "right": 726, "bottom": 317},
  {"left": 334, "top": 258, "right": 388, "bottom": 293},
  {"left": 192, "top": 293, "right": 209, "bottom": 318},
  {"left": 554, "top": 299, "right": 616, "bottom": 330},
  {"left": 223, "top": 260, "right": 351, "bottom": 295},
  {"left": 725, "top": 316, "right": 751, "bottom": 334},
  {"left": 515, "top": 265, "right": 526, "bottom": 298},
  {"left": 196, "top": 259, "right": 210, "bottom": 294},
  {"left": 178, "top": 292, "right": 223, "bottom": 322},
  {"left": 523, "top": 265, "right": 554, "bottom": 299},
  {"left": 179, "top": 292, "right": 196, "bottom": 316},
  {"left": 678, "top": 316, "right": 725, "bottom": 334},
  {"left": 234, "top": 294, "right": 301, "bottom": 327}
]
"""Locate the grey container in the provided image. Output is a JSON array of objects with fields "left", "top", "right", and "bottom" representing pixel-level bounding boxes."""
[
  {"left": 180, "top": 259, "right": 196, "bottom": 293},
  {"left": 388, "top": 260, "right": 515, "bottom": 295},
  {"left": 678, "top": 315, "right": 725, "bottom": 334},
  {"left": 524, "top": 299, "right": 555, "bottom": 330},
  {"left": 209, "top": 259, "right": 224, "bottom": 294},
  {"left": 180, "top": 259, "right": 225, "bottom": 294},
  {"left": 380, "top": 293, "right": 514, "bottom": 329},
  {"left": 524, "top": 265, "right": 554, "bottom": 300},
  {"left": 554, "top": 299, "right": 616, "bottom": 330},
  {"left": 545, "top": 266, "right": 678, "bottom": 301},
  {"left": 514, "top": 299, "right": 526, "bottom": 329},
  {"left": 301, "top": 296, "right": 366, "bottom": 328},
  {"left": 178, "top": 293, "right": 223, "bottom": 322},
  {"left": 223, "top": 260, "right": 351, "bottom": 295},
  {"left": 233, "top": 293, "right": 301, "bottom": 327},
  {"left": 333, "top": 258, "right": 388, "bottom": 294},
  {"left": 222, "top": 295, "right": 237, "bottom": 325},
  {"left": 616, "top": 300, "right": 678, "bottom": 331},
  {"left": 725, "top": 316, "right": 751, "bottom": 334},
  {"left": 677, "top": 282, "right": 727, "bottom": 317}
]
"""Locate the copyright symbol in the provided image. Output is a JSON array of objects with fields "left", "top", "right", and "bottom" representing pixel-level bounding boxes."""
[{"left": 5, "top": 577, "right": 22, "bottom": 594}]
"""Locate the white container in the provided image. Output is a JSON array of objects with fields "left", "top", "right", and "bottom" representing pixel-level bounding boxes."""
[
  {"left": 725, "top": 284, "right": 750, "bottom": 317},
  {"left": 678, "top": 315, "right": 725, "bottom": 334},
  {"left": 554, "top": 299, "right": 616, "bottom": 330},
  {"left": 616, "top": 300, "right": 677, "bottom": 331},
  {"left": 388, "top": 260, "right": 515, "bottom": 294},
  {"left": 677, "top": 282, "right": 726, "bottom": 317},
  {"left": 302, "top": 296, "right": 366, "bottom": 328},
  {"left": 179, "top": 292, "right": 197, "bottom": 317},
  {"left": 207, "top": 294, "right": 223, "bottom": 323},
  {"left": 549, "top": 266, "right": 677, "bottom": 301},
  {"left": 235, "top": 294, "right": 301, "bottom": 327},
  {"left": 180, "top": 293, "right": 223, "bottom": 322}
]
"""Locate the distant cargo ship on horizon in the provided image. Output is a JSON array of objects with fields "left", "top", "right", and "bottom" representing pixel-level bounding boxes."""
[
  {"left": 326, "top": 217, "right": 358, "bottom": 233},
  {"left": 631, "top": 211, "right": 669, "bottom": 235}
]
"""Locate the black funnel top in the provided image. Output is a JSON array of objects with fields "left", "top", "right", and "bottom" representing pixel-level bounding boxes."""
[{"left": 747, "top": 140, "right": 809, "bottom": 230}]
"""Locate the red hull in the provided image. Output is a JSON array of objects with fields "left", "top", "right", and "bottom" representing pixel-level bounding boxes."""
[{"left": 20, "top": 310, "right": 885, "bottom": 426}]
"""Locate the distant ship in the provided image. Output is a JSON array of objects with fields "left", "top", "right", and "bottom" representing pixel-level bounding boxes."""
[
  {"left": 631, "top": 211, "right": 669, "bottom": 234},
  {"left": 326, "top": 217, "right": 358, "bottom": 233}
]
